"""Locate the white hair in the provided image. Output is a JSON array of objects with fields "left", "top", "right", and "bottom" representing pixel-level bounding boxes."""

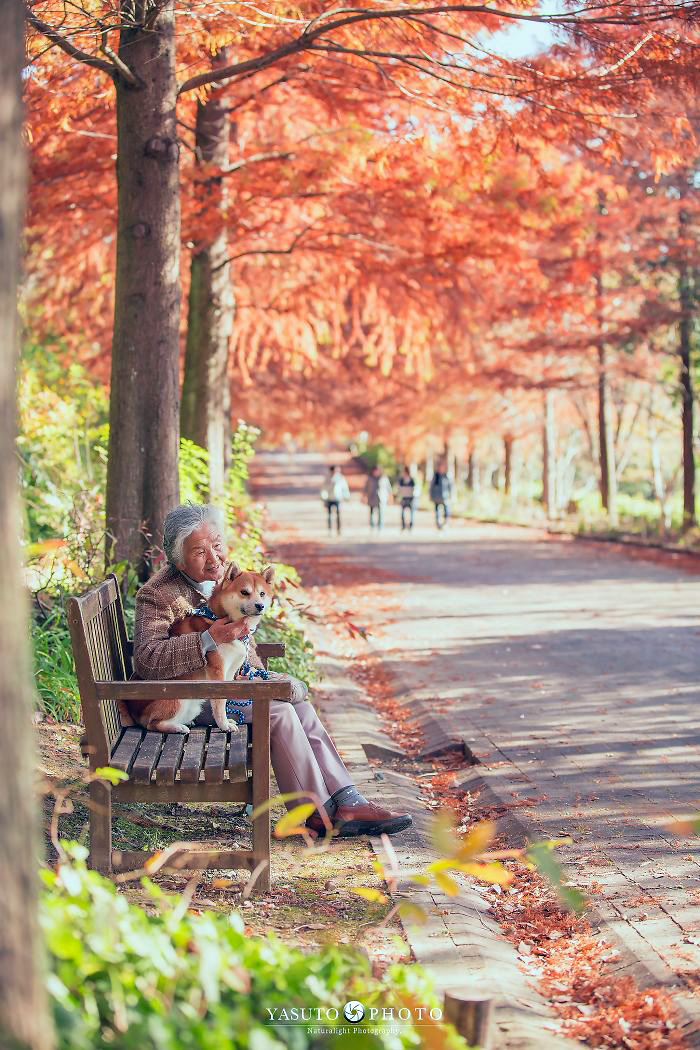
[{"left": 162, "top": 503, "right": 227, "bottom": 565}]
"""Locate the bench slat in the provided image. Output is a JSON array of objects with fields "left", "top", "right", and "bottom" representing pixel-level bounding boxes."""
[
  {"left": 155, "top": 733, "right": 187, "bottom": 783},
  {"left": 131, "top": 732, "right": 165, "bottom": 784},
  {"left": 95, "top": 680, "right": 292, "bottom": 701},
  {"left": 179, "top": 728, "right": 207, "bottom": 783},
  {"left": 110, "top": 728, "right": 144, "bottom": 773},
  {"left": 203, "top": 730, "right": 227, "bottom": 783},
  {"left": 228, "top": 728, "right": 248, "bottom": 784}
]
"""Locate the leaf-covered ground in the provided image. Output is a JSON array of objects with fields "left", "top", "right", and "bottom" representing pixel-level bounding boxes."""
[
  {"left": 36, "top": 721, "right": 409, "bottom": 977},
  {"left": 267, "top": 517, "right": 691, "bottom": 1049}
]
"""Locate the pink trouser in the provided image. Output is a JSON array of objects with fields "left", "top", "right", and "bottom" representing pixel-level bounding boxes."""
[{"left": 196, "top": 699, "right": 352, "bottom": 810}]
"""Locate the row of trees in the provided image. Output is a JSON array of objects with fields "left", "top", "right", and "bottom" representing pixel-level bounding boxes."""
[
  {"left": 3, "top": 4, "right": 700, "bottom": 1047},
  {"left": 25, "top": 0, "right": 700, "bottom": 577}
]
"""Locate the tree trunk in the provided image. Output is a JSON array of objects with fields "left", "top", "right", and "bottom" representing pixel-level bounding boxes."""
[
  {"left": 0, "top": 6, "right": 54, "bottom": 1046},
  {"left": 679, "top": 201, "right": 695, "bottom": 528},
  {"left": 647, "top": 390, "right": 671, "bottom": 536},
  {"left": 466, "top": 446, "right": 480, "bottom": 494},
  {"left": 106, "top": 0, "right": 181, "bottom": 578},
  {"left": 504, "top": 435, "right": 513, "bottom": 494},
  {"left": 595, "top": 191, "right": 618, "bottom": 527},
  {"left": 424, "top": 453, "right": 434, "bottom": 487},
  {"left": 597, "top": 343, "right": 618, "bottom": 526},
  {"left": 543, "top": 390, "right": 556, "bottom": 517},
  {"left": 181, "top": 56, "right": 234, "bottom": 502}
]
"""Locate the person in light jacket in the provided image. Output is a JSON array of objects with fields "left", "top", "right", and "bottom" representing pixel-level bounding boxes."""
[
  {"left": 364, "top": 466, "right": 392, "bottom": 531},
  {"left": 321, "top": 465, "right": 350, "bottom": 534}
]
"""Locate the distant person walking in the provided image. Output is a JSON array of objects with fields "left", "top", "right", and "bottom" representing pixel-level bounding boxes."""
[
  {"left": 430, "top": 466, "right": 452, "bottom": 530},
  {"left": 321, "top": 465, "right": 350, "bottom": 534},
  {"left": 364, "top": 466, "right": 392, "bottom": 531},
  {"left": 397, "top": 466, "right": 419, "bottom": 531}
]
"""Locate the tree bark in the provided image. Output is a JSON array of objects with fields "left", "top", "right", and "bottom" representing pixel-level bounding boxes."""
[
  {"left": 181, "top": 55, "right": 234, "bottom": 502},
  {"left": 594, "top": 191, "right": 618, "bottom": 527},
  {"left": 543, "top": 390, "right": 556, "bottom": 517},
  {"left": 597, "top": 342, "right": 618, "bottom": 525},
  {"left": 0, "top": 5, "right": 54, "bottom": 1046},
  {"left": 679, "top": 196, "right": 696, "bottom": 528},
  {"left": 466, "top": 446, "right": 480, "bottom": 493},
  {"left": 106, "top": 0, "right": 181, "bottom": 578},
  {"left": 503, "top": 435, "right": 513, "bottom": 494}
]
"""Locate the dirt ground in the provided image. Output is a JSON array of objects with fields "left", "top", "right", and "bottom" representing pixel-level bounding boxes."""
[{"left": 37, "top": 720, "right": 409, "bottom": 974}]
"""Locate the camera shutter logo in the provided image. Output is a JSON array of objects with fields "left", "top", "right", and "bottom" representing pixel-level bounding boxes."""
[{"left": 343, "top": 1001, "right": 365, "bottom": 1023}]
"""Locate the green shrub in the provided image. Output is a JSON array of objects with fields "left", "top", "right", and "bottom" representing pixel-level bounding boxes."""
[
  {"left": 18, "top": 341, "right": 109, "bottom": 545},
  {"left": 32, "top": 605, "right": 82, "bottom": 723},
  {"left": 43, "top": 848, "right": 464, "bottom": 1050},
  {"left": 353, "top": 442, "right": 398, "bottom": 478},
  {"left": 28, "top": 420, "right": 318, "bottom": 723},
  {"left": 256, "top": 615, "right": 318, "bottom": 689}
]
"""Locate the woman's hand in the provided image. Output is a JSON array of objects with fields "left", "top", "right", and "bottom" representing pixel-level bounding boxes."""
[{"left": 208, "top": 617, "right": 249, "bottom": 645}]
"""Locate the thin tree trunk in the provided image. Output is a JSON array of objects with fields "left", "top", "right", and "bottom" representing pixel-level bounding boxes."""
[
  {"left": 543, "top": 390, "right": 556, "bottom": 517},
  {"left": 0, "top": 5, "right": 54, "bottom": 1046},
  {"left": 647, "top": 390, "right": 672, "bottom": 536},
  {"left": 504, "top": 435, "right": 513, "bottom": 494},
  {"left": 425, "top": 453, "right": 434, "bottom": 487},
  {"left": 466, "top": 446, "right": 480, "bottom": 494},
  {"left": 679, "top": 197, "right": 695, "bottom": 528},
  {"left": 597, "top": 342, "right": 618, "bottom": 525},
  {"left": 595, "top": 190, "right": 618, "bottom": 527},
  {"left": 181, "top": 54, "right": 234, "bottom": 502},
  {"left": 106, "top": 0, "right": 181, "bottom": 578}
]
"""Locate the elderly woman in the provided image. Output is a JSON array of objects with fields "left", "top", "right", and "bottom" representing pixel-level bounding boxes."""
[{"left": 133, "top": 503, "right": 412, "bottom": 839}]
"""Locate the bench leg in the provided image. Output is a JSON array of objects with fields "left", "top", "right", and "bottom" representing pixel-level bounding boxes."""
[
  {"left": 89, "top": 780, "right": 112, "bottom": 875},
  {"left": 251, "top": 698, "right": 271, "bottom": 894}
]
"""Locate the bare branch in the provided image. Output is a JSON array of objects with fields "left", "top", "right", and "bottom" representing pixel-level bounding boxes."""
[
  {"left": 211, "top": 224, "right": 315, "bottom": 272},
  {"left": 220, "top": 149, "right": 295, "bottom": 175},
  {"left": 99, "top": 26, "right": 139, "bottom": 86},
  {"left": 177, "top": 1, "right": 698, "bottom": 95},
  {"left": 25, "top": 6, "right": 117, "bottom": 78}
]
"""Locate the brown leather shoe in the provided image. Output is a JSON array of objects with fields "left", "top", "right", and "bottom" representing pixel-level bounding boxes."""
[{"left": 307, "top": 802, "right": 412, "bottom": 839}]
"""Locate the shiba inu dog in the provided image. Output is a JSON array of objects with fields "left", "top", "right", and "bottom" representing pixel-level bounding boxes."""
[{"left": 120, "top": 562, "right": 274, "bottom": 734}]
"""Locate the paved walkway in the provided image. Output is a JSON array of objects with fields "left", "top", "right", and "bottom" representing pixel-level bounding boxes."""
[{"left": 252, "top": 451, "right": 700, "bottom": 1036}]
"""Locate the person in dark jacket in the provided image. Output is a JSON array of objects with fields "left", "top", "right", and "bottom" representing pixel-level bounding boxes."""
[
  {"left": 396, "top": 466, "right": 419, "bottom": 531},
  {"left": 429, "top": 466, "right": 452, "bottom": 529}
]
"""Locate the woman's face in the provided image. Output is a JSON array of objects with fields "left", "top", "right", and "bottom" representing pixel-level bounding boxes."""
[{"left": 178, "top": 524, "right": 225, "bottom": 582}]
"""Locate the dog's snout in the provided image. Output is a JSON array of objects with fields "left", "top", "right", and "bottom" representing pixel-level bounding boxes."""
[{"left": 254, "top": 601, "right": 264, "bottom": 613}]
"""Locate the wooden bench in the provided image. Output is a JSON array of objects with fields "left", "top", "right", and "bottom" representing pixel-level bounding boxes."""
[{"left": 66, "top": 573, "right": 291, "bottom": 893}]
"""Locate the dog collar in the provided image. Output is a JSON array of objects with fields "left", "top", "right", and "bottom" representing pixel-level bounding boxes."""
[{"left": 191, "top": 604, "right": 220, "bottom": 621}]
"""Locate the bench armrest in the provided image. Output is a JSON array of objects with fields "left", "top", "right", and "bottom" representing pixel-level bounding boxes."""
[
  {"left": 94, "top": 679, "right": 292, "bottom": 701},
  {"left": 256, "top": 642, "right": 285, "bottom": 660}
]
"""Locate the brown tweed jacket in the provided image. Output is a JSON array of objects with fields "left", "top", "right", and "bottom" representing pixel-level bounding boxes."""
[{"left": 132, "top": 564, "right": 262, "bottom": 681}]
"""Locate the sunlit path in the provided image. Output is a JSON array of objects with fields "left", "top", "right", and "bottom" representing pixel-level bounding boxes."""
[{"left": 254, "top": 449, "right": 700, "bottom": 1003}]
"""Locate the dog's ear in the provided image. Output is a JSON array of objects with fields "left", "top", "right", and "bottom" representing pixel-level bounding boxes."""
[
  {"left": 223, "top": 560, "right": 241, "bottom": 581},
  {"left": 262, "top": 565, "right": 275, "bottom": 586}
]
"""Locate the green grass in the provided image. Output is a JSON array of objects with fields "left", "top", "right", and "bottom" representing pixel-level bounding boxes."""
[{"left": 33, "top": 606, "right": 82, "bottom": 723}]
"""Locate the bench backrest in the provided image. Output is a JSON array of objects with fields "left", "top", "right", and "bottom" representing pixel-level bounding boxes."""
[{"left": 66, "top": 574, "right": 131, "bottom": 764}]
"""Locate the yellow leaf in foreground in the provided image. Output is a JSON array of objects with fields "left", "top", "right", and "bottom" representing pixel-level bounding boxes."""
[
  {"left": 456, "top": 820, "right": 495, "bottom": 859},
  {"left": 433, "top": 871, "right": 460, "bottom": 896},
  {"left": 429, "top": 809, "right": 459, "bottom": 857},
  {"left": 458, "top": 861, "right": 514, "bottom": 886},
  {"left": 397, "top": 901, "right": 427, "bottom": 925},
  {"left": 274, "top": 803, "right": 316, "bottom": 838},
  {"left": 351, "top": 887, "right": 388, "bottom": 904}
]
